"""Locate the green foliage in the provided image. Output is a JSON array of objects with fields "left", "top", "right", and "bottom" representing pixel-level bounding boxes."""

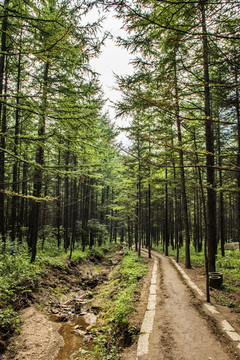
[
  {"left": 70, "top": 250, "right": 86, "bottom": 263},
  {"left": 92, "top": 249, "right": 147, "bottom": 359},
  {"left": 120, "top": 249, "right": 147, "bottom": 284},
  {"left": 214, "top": 294, "right": 237, "bottom": 308},
  {"left": 0, "top": 308, "right": 19, "bottom": 335},
  {"left": 0, "top": 248, "right": 39, "bottom": 307},
  {"left": 86, "top": 248, "right": 105, "bottom": 262},
  {"left": 37, "top": 256, "right": 68, "bottom": 271},
  {"left": 0, "top": 245, "right": 40, "bottom": 338},
  {"left": 113, "top": 284, "right": 136, "bottom": 324},
  {"left": 216, "top": 251, "right": 240, "bottom": 278}
]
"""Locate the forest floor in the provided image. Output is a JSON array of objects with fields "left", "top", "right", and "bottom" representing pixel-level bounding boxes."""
[{"left": 1, "top": 248, "right": 240, "bottom": 360}]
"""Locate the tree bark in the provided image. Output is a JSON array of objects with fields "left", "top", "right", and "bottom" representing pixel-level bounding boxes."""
[
  {"left": 200, "top": 0, "right": 217, "bottom": 272},
  {"left": 0, "top": 0, "right": 9, "bottom": 248},
  {"left": 174, "top": 59, "right": 191, "bottom": 268},
  {"left": 27, "top": 62, "right": 49, "bottom": 262}
]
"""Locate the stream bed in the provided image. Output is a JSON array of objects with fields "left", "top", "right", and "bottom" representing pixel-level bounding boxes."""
[
  {"left": 50, "top": 293, "right": 97, "bottom": 360},
  {"left": 52, "top": 314, "right": 96, "bottom": 360}
]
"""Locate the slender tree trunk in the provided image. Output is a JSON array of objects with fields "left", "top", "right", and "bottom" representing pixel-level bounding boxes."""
[
  {"left": 147, "top": 182, "right": 151, "bottom": 258},
  {"left": 56, "top": 148, "right": 62, "bottom": 248},
  {"left": 217, "top": 122, "right": 225, "bottom": 256},
  {"left": 174, "top": 59, "right": 191, "bottom": 268},
  {"left": 193, "top": 129, "right": 210, "bottom": 301},
  {"left": 19, "top": 161, "right": 28, "bottom": 244},
  {"left": 147, "top": 135, "right": 152, "bottom": 258},
  {"left": 69, "top": 157, "right": 77, "bottom": 259},
  {"left": 165, "top": 169, "right": 169, "bottom": 256},
  {"left": 11, "top": 46, "right": 22, "bottom": 243},
  {"left": 235, "top": 65, "right": 240, "bottom": 250},
  {"left": 89, "top": 180, "right": 96, "bottom": 248},
  {"left": 63, "top": 145, "right": 70, "bottom": 252},
  {"left": 201, "top": 0, "right": 217, "bottom": 272},
  {"left": 0, "top": 0, "right": 9, "bottom": 248},
  {"left": 27, "top": 62, "right": 49, "bottom": 263},
  {"left": 82, "top": 178, "right": 90, "bottom": 251}
]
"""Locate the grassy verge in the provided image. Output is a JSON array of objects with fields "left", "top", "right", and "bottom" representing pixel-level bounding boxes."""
[{"left": 87, "top": 248, "right": 147, "bottom": 360}]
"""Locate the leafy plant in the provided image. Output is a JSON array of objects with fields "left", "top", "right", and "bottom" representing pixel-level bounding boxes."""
[{"left": 0, "top": 308, "right": 19, "bottom": 335}]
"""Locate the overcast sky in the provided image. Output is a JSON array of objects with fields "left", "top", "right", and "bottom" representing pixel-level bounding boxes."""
[{"left": 85, "top": 7, "right": 134, "bottom": 144}]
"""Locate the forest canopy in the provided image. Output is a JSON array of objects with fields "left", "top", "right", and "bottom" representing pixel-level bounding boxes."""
[{"left": 0, "top": 0, "right": 239, "bottom": 272}]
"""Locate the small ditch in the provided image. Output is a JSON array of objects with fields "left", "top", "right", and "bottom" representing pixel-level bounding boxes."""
[
  {"left": 49, "top": 292, "right": 97, "bottom": 360},
  {"left": 52, "top": 313, "right": 96, "bottom": 360}
]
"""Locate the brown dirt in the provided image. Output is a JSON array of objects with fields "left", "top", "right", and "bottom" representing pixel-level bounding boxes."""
[{"left": 5, "top": 307, "right": 64, "bottom": 360}]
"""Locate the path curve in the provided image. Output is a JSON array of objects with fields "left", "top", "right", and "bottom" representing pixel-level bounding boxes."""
[{"left": 137, "top": 252, "right": 238, "bottom": 360}]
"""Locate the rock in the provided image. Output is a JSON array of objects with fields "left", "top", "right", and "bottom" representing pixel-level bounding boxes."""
[
  {"left": 74, "top": 329, "right": 86, "bottom": 336},
  {"left": 51, "top": 309, "right": 59, "bottom": 314},
  {"left": 74, "top": 303, "right": 81, "bottom": 313},
  {"left": 54, "top": 315, "right": 68, "bottom": 322},
  {"left": 224, "top": 242, "right": 239, "bottom": 250},
  {"left": 86, "top": 324, "right": 95, "bottom": 332},
  {"left": 83, "top": 335, "right": 93, "bottom": 343}
]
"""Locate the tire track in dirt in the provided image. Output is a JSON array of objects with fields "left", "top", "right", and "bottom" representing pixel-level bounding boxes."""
[{"left": 138, "top": 253, "right": 235, "bottom": 360}]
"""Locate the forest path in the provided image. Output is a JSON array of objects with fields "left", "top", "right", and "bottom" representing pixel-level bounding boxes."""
[{"left": 136, "top": 251, "right": 237, "bottom": 360}]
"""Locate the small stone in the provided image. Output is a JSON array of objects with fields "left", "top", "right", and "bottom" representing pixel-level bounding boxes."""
[
  {"left": 75, "top": 329, "right": 86, "bottom": 336},
  {"left": 51, "top": 309, "right": 58, "bottom": 314},
  {"left": 55, "top": 315, "right": 68, "bottom": 322}
]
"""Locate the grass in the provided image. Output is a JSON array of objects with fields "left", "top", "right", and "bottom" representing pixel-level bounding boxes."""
[
  {"left": 0, "top": 246, "right": 40, "bottom": 337},
  {"left": 90, "top": 248, "right": 147, "bottom": 360}
]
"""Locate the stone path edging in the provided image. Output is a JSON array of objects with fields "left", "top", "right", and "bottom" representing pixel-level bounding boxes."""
[{"left": 136, "top": 259, "right": 158, "bottom": 359}]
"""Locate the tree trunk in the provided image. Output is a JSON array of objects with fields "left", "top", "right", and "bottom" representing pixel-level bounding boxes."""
[
  {"left": 0, "top": 0, "right": 9, "bottom": 248},
  {"left": 164, "top": 169, "right": 169, "bottom": 256},
  {"left": 27, "top": 62, "right": 49, "bottom": 262},
  {"left": 201, "top": 0, "right": 217, "bottom": 272},
  {"left": 174, "top": 59, "right": 191, "bottom": 268},
  {"left": 11, "top": 45, "right": 22, "bottom": 243},
  {"left": 63, "top": 145, "right": 70, "bottom": 252},
  {"left": 235, "top": 64, "right": 240, "bottom": 250}
]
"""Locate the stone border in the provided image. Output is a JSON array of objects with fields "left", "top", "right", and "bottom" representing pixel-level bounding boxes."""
[{"left": 136, "top": 259, "right": 158, "bottom": 359}]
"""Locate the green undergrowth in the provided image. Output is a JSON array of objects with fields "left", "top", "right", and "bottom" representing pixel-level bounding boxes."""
[
  {"left": 0, "top": 247, "right": 39, "bottom": 340},
  {"left": 88, "top": 249, "right": 147, "bottom": 360}
]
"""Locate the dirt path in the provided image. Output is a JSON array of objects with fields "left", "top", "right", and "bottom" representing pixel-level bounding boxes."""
[{"left": 136, "top": 252, "right": 237, "bottom": 360}]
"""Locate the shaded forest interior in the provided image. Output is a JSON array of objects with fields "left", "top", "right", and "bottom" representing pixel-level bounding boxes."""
[{"left": 0, "top": 0, "right": 240, "bottom": 274}]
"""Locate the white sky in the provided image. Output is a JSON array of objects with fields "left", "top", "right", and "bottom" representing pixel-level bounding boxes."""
[{"left": 84, "top": 7, "right": 134, "bottom": 144}]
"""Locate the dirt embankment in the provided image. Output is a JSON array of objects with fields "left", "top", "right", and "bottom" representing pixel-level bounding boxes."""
[{"left": 1, "top": 251, "right": 121, "bottom": 360}]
